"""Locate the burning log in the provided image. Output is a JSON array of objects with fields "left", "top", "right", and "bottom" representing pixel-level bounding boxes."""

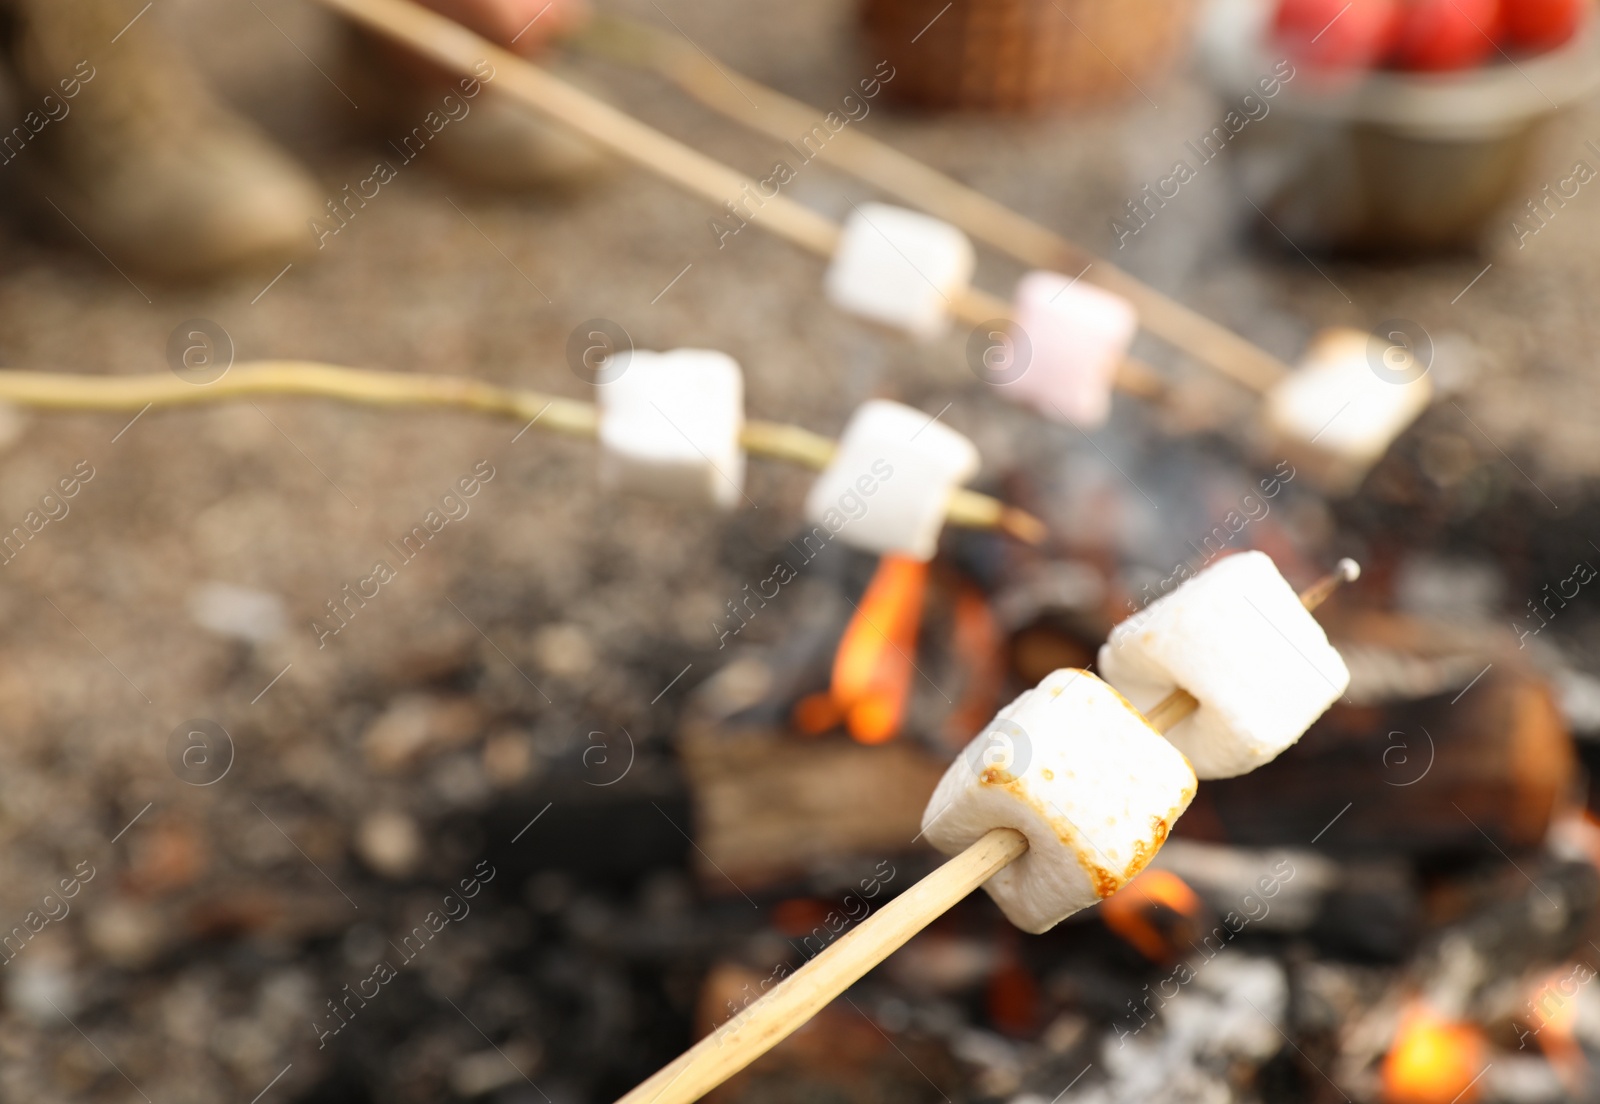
[
  {"left": 1179, "top": 614, "right": 1576, "bottom": 859},
  {"left": 678, "top": 715, "right": 946, "bottom": 891}
]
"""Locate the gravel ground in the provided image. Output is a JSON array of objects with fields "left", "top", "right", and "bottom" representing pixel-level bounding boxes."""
[{"left": 0, "top": 0, "right": 1594, "bottom": 1101}]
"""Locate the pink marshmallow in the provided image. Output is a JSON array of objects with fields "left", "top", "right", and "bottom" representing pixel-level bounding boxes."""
[{"left": 1005, "top": 272, "right": 1138, "bottom": 428}]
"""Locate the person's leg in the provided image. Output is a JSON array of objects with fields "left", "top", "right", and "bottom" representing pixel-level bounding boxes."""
[{"left": 0, "top": 0, "right": 324, "bottom": 278}]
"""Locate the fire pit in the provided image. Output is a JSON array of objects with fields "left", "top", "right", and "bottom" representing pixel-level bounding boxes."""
[{"left": 0, "top": 1, "right": 1595, "bottom": 1102}]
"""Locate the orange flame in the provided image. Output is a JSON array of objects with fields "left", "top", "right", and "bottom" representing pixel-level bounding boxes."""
[
  {"left": 795, "top": 555, "right": 928, "bottom": 744},
  {"left": 1100, "top": 869, "right": 1203, "bottom": 962},
  {"left": 944, "top": 583, "right": 1005, "bottom": 747},
  {"left": 1381, "top": 1002, "right": 1487, "bottom": 1104}
]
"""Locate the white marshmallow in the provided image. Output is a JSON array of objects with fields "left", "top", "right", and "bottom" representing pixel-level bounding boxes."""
[
  {"left": 1006, "top": 271, "right": 1138, "bottom": 428},
  {"left": 1265, "top": 328, "right": 1433, "bottom": 493},
  {"left": 596, "top": 349, "right": 745, "bottom": 510},
  {"left": 804, "top": 400, "right": 980, "bottom": 561},
  {"left": 922, "top": 669, "right": 1197, "bottom": 934},
  {"left": 824, "top": 204, "right": 976, "bottom": 340},
  {"left": 1097, "top": 551, "right": 1350, "bottom": 780}
]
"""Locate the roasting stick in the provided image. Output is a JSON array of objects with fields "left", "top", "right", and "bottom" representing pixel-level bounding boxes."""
[
  {"left": 616, "top": 557, "right": 1359, "bottom": 1104},
  {"left": 575, "top": 16, "right": 1290, "bottom": 396},
  {"left": 309, "top": 0, "right": 1167, "bottom": 402},
  {"left": 0, "top": 364, "right": 1041, "bottom": 541}
]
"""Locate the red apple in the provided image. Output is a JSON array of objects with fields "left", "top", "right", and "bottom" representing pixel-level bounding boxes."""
[
  {"left": 1388, "top": 0, "right": 1504, "bottom": 70},
  {"left": 1275, "top": 0, "right": 1403, "bottom": 68},
  {"left": 1502, "top": 0, "right": 1587, "bottom": 51}
]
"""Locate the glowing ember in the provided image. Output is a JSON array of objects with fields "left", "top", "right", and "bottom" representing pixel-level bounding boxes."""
[
  {"left": 770, "top": 898, "right": 832, "bottom": 939},
  {"left": 986, "top": 958, "right": 1041, "bottom": 1037},
  {"left": 1099, "top": 869, "right": 1203, "bottom": 962},
  {"left": 1381, "top": 1002, "right": 1487, "bottom": 1104}
]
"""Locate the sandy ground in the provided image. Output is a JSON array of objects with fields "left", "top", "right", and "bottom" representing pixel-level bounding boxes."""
[{"left": 0, "top": 0, "right": 1593, "bottom": 1100}]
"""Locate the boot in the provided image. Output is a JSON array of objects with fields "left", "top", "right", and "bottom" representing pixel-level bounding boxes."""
[{"left": 0, "top": 0, "right": 324, "bottom": 279}]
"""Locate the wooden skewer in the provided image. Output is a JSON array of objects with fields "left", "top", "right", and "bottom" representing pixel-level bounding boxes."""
[
  {"left": 614, "top": 558, "right": 1359, "bottom": 1104},
  {"left": 575, "top": 14, "right": 1292, "bottom": 397},
  {"left": 310, "top": 0, "right": 1167, "bottom": 403},
  {"left": 0, "top": 364, "right": 1042, "bottom": 542}
]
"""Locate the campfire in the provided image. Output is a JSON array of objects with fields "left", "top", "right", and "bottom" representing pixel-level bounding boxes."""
[
  {"left": 662, "top": 431, "right": 1597, "bottom": 1104},
  {"left": 0, "top": 1, "right": 1591, "bottom": 1102}
]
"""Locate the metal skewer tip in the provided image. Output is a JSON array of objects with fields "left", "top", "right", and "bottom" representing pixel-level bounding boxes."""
[{"left": 1299, "top": 557, "right": 1362, "bottom": 613}]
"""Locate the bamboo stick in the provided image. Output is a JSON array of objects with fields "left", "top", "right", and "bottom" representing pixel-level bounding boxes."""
[
  {"left": 310, "top": 0, "right": 1166, "bottom": 403},
  {"left": 575, "top": 14, "right": 1292, "bottom": 396},
  {"left": 619, "top": 826, "right": 1029, "bottom": 1104},
  {"left": 614, "top": 560, "right": 1359, "bottom": 1104},
  {"left": 0, "top": 364, "right": 1042, "bottom": 540}
]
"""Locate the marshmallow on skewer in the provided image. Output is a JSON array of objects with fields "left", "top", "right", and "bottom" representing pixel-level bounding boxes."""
[
  {"left": 804, "top": 400, "right": 979, "bottom": 561},
  {"left": 922, "top": 669, "right": 1197, "bottom": 934},
  {"left": 1003, "top": 271, "right": 1138, "bottom": 428},
  {"left": 1265, "top": 328, "right": 1433, "bottom": 494},
  {"left": 824, "top": 204, "right": 976, "bottom": 340},
  {"left": 1097, "top": 551, "right": 1350, "bottom": 780},
  {"left": 596, "top": 348, "right": 746, "bottom": 510}
]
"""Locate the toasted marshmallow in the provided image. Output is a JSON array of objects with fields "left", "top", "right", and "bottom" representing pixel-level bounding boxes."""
[
  {"left": 824, "top": 204, "right": 976, "bottom": 340},
  {"left": 597, "top": 348, "right": 745, "bottom": 510},
  {"left": 1097, "top": 551, "right": 1350, "bottom": 780},
  {"left": 804, "top": 400, "right": 979, "bottom": 561},
  {"left": 1265, "top": 328, "right": 1433, "bottom": 494},
  {"left": 922, "top": 669, "right": 1196, "bottom": 934},
  {"left": 1005, "top": 271, "right": 1138, "bottom": 428}
]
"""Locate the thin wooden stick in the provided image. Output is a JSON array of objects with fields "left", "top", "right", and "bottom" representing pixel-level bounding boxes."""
[
  {"left": 575, "top": 15, "right": 1292, "bottom": 396},
  {"left": 621, "top": 826, "right": 1029, "bottom": 1104},
  {"left": 0, "top": 364, "right": 1041, "bottom": 541},
  {"left": 310, "top": 0, "right": 1166, "bottom": 403},
  {"left": 614, "top": 559, "right": 1358, "bottom": 1104}
]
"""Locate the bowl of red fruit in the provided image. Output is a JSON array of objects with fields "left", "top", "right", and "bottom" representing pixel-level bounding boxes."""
[{"left": 1198, "top": 0, "right": 1600, "bottom": 251}]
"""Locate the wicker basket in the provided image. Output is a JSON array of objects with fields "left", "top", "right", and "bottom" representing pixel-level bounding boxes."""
[{"left": 860, "top": 0, "right": 1196, "bottom": 114}]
